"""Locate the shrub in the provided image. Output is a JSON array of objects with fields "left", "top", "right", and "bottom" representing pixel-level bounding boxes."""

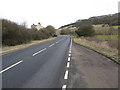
[
  {"left": 45, "top": 25, "right": 55, "bottom": 36},
  {"left": 2, "top": 19, "right": 56, "bottom": 46},
  {"left": 2, "top": 19, "right": 32, "bottom": 46},
  {"left": 60, "top": 29, "right": 75, "bottom": 35},
  {"left": 60, "top": 30, "right": 68, "bottom": 35},
  {"left": 75, "top": 25, "right": 95, "bottom": 37}
]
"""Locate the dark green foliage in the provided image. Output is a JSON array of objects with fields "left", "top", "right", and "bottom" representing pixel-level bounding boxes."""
[
  {"left": 60, "top": 13, "right": 118, "bottom": 28},
  {"left": 75, "top": 25, "right": 95, "bottom": 37},
  {"left": 2, "top": 19, "right": 56, "bottom": 46},
  {"left": 74, "top": 13, "right": 118, "bottom": 27},
  {"left": 59, "top": 23, "right": 75, "bottom": 29},
  {"left": 2, "top": 19, "right": 32, "bottom": 46},
  {"left": 45, "top": 25, "right": 55, "bottom": 36},
  {"left": 60, "top": 29, "right": 75, "bottom": 35},
  {"left": 60, "top": 30, "right": 68, "bottom": 35}
]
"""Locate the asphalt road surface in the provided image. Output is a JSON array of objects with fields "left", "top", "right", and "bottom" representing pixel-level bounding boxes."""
[
  {"left": 1, "top": 35, "right": 119, "bottom": 89},
  {"left": 2, "top": 36, "right": 71, "bottom": 88}
]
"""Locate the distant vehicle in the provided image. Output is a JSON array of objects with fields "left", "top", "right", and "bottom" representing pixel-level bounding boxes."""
[{"left": 52, "top": 34, "right": 57, "bottom": 37}]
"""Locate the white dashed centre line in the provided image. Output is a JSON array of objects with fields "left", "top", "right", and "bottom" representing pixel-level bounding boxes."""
[
  {"left": 69, "top": 50, "right": 71, "bottom": 53},
  {"left": 56, "top": 41, "right": 59, "bottom": 44},
  {"left": 69, "top": 54, "right": 71, "bottom": 57},
  {"left": 32, "top": 48, "right": 46, "bottom": 56},
  {"left": 0, "top": 60, "right": 23, "bottom": 74},
  {"left": 49, "top": 43, "right": 55, "bottom": 47},
  {"left": 62, "top": 85, "right": 67, "bottom": 90},
  {"left": 67, "top": 62, "right": 70, "bottom": 68},
  {"left": 68, "top": 57, "right": 70, "bottom": 61},
  {"left": 64, "top": 70, "right": 69, "bottom": 79},
  {"left": 62, "top": 39, "right": 72, "bottom": 89}
]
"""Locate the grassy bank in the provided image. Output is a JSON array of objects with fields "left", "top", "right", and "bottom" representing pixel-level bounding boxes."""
[
  {"left": 96, "top": 35, "right": 118, "bottom": 40},
  {"left": 73, "top": 36, "right": 119, "bottom": 62},
  {"left": 1, "top": 37, "right": 57, "bottom": 54}
]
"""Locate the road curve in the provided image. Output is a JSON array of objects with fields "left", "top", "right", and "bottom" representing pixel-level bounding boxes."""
[
  {"left": 1, "top": 35, "right": 119, "bottom": 89},
  {"left": 2, "top": 35, "right": 71, "bottom": 88}
]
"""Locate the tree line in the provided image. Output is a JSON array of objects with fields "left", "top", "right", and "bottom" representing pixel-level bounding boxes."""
[
  {"left": 60, "top": 13, "right": 119, "bottom": 37},
  {"left": 74, "top": 13, "right": 118, "bottom": 27},
  {"left": 2, "top": 19, "right": 55, "bottom": 46},
  {"left": 60, "top": 13, "right": 118, "bottom": 28}
]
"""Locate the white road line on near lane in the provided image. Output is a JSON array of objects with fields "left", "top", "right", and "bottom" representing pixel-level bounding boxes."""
[
  {"left": 32, "top": 48, "right": 46, "bottom": 56},
  {"left": 69, "top": 50, "right": 71, "bottom": 53},
  {"left": 49, "top": 43, "right": 55, "bottom": 47},
  {"left": 56, "top": 41, "right": 59, "bottom": 44},
  {"left": 71, "top": 39, "right": 72, "bottom": 44},
  {"left": 69, "top": 54, "right": 71, "bottom": 57},
  {"left": 70, "top": 39, "right": 72, "bottom": 48},
  {"left": 67, "top": 62, "right": 70, "bottom": 68},
  {"left": 0, "top": 60, "right": 23, "bottom": 74},
  {"left": 68, "top": 57, "right": 70, "bottom": 61},
  {"left": 64, "top": 70, "right": 69, "bottom": 79},
  {"left": 62, "top": 85, "right": 67, "bottom": 90}
]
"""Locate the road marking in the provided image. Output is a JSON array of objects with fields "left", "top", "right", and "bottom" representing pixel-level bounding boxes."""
[
  {"left": 70, "top": 39, "right": 72, "bottom": 49},
  {"left": 64, "top": 70, "right": 69, "bottom": 79},
  {"left": 0, "top": 60, "right": 23, "bottom": 74},
  {"left": 49, "top": 43, "right": 55, "bottom": 47},
  {"left": 59, "top": 39, "right": 63, "bottom": 42},
  {"left": 69, "top": 50, "right": 71, "bottom": 53},
  {"left": 56, "top": 41, "right": 59, "bottom": 43},
  {"left": 68, "top": 57, "right": 70, "bottom": 61},
  {"left": 67, "top": 62, "right": 70, "bottom": 68},
  {"left": 32, "top": 48, "right": 46, "bottom": 56},
  {"left": 71, "top": 39, "right": 72, "bottom": 45},
  {"left": 62, "top": 85, "right": 67, "bottom": 90},
  {"left": 69, "top": 54, "right": 71, "bottom": 57}
]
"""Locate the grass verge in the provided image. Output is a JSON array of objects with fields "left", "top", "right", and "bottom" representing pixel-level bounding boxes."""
[
  {"left": 1, "top": 37, "right": 57, "bottom": 54},
  {"left": 96, "top": 35, "right": 118, "bottom": 40},
  {"left": 73, "top": 36, "right": 119, "bottom": 63}
]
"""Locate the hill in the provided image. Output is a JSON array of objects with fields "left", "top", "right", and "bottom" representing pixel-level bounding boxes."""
[{"left": 60, "top": 13, "right": 118, "bottom": 28}]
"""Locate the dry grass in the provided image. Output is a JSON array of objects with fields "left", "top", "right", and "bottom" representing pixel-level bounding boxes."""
[
  {"left": 1, "top": 37, "right": 57, "bottom": 54},
  {"left": 73, "top": 36, "right": 119, "bottom": 61},
  {"left": 93, "top": 25, "right": 118, "bottom": 35}
]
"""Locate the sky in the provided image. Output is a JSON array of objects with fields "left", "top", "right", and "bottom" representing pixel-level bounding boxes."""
[{"left": 0, "top": 0, "right": 119, "bottom": 29}]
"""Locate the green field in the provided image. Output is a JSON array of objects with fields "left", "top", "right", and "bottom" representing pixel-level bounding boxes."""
[
  {"left": 112, "top": 26, "right": 119, "bottom": 30},
  {"left": 96, "top": 35, "right": 118, "bottom": 40}
]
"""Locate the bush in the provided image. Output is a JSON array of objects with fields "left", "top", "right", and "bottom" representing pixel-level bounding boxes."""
[
  {"left": 2, "top": 19, "right": 56, "bottom": 46},
  {"left": 60, "top": 30, "right": 68, "bottom": 35},
  {"left": 60, "top": 29, "right": 75, "bottom": 35},
  {"left": 45, "top": 25, "right": 55, "bottom": 36},
  {"left": 75, "top": 25, "right": 95, "bottom": 37},
  {"left": 2, "top": 19, "right": 32, "bottom": 46}
]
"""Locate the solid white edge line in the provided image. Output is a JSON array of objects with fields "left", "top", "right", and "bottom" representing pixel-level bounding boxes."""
[
  {"left": 64, "top": 70, "right": 69, "bottom": 79},
  {"left": 68, "top": 57, "right": 70, "bottom": 61},
  {"left": 33, "top": 48, "right": 46, "bottom": 56},
  {"left": 0, "top": 60, "right": 23, "bottom": 74},
  {"left": 67, "top": 62, "right": 70, "bottom": 68},
  {"left": 62, "top": 85, "right": 67, "bottom": 90}
]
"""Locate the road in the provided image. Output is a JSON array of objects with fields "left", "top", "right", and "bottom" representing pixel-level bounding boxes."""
[
  {"left": 1, "top": 36, "right": 71, "bottom": 88},
  {"left": 1, "top": 35, "right": 119, "bottom": 89}
]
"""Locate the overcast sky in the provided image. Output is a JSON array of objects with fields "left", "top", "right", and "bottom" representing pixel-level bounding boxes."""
[{"left": 0, "top": 0, "right": 119, "bottom": 28}]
